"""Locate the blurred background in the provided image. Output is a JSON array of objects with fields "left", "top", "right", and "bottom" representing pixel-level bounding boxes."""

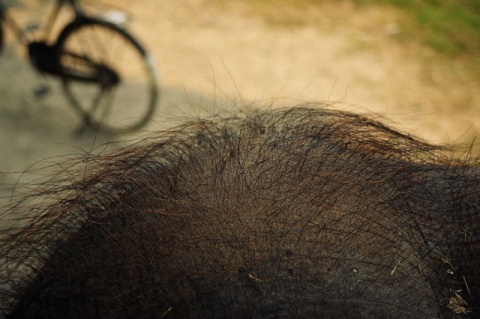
[{"left": 1, "top": 0, "right": 480, "bottom": 204}]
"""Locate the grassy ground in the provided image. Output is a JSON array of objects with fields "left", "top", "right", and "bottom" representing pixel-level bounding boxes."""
[
  {"left": 358, "top": 0, "right": 480, "bottom": 57},
  {"left": 208, "top": 0, "right": 480, "bottom": 80},
  {"left": 358, "top": 0, "right": 480, "bottom": 84}
]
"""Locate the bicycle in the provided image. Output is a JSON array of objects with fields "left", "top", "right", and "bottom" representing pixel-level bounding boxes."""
[{"left": 0, "top": 0, "right": 159, "bottom": 133}]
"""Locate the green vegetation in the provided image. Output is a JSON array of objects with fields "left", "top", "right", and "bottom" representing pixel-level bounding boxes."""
[
  {"left": 210, "top": 0, "right": 480, "bottom": 58},
  {"left": 208, "top": 0, "right": 480, "bottom": 80},
  {"left": 358, "top": 0, "right": 480, "bottom": 57}
]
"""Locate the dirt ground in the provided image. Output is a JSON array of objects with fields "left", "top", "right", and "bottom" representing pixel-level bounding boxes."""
[{"left": 1, "top": 0, "right": 480, "bottom": 207}]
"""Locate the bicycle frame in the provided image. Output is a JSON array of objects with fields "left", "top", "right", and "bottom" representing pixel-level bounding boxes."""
[
  {"left": 1, "top": 0, "right": 159, "bottom": 133},
  {"left": 41, "top": 0, "right": 87, "bottom": 43},
  {"left": 0, "top": 0, "right": 85, "bottom": 47},
  {"left": 0, "top": 0, "right": 118, "bottom": 80}
]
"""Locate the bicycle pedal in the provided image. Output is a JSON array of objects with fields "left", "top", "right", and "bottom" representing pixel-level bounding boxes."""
[{"left": 33, "top": 85, "right": 51, "bottom": 98}]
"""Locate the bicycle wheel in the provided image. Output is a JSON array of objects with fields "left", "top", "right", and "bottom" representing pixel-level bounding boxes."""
[{"left": 56, "top": 18, "right": 158, "bottom": 132}]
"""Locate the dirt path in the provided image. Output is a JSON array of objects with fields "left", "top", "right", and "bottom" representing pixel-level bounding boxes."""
[{"left": 1, "top": 0, "right": 479, "bottom": 206}]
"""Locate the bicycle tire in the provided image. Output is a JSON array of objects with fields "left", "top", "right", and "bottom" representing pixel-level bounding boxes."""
[{"left": 56, "top": 17, "right": 159, "bottom": 132}]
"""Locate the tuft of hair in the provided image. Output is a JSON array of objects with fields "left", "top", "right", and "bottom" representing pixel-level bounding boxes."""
[{"left": 1, "top": 106, "right": 479, "bottom": 318}]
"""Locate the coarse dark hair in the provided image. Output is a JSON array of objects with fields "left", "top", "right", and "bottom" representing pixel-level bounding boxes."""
[{"left": 1, "top": 106, "right": 479, "bottom": 318}]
